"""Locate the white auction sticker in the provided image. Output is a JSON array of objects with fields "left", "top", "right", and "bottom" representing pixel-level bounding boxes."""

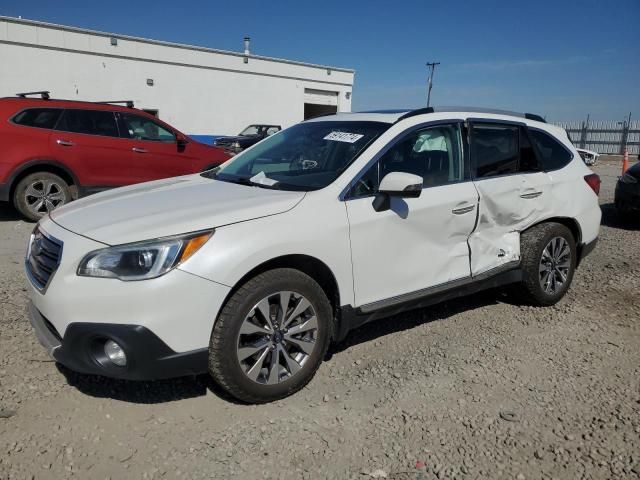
[{"left": 323, "top": 131, "right": 364, "bottom": 143}]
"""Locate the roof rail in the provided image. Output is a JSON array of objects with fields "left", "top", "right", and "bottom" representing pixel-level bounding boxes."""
[
  {"left": 96, "top": 100, "right": 135, "bottom": 108},
  {"left": 395, "top": 106, "right": 546, "bottom": 123},
  {"left": 16, "top": 91, "right": 50, "bottom": 99}
]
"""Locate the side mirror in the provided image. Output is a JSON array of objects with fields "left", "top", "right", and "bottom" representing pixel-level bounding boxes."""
[
  {"left": 372, "top": 172, "right": 423, "bottom": 212},
  {"left": 176, "top": 132, "right": 188, "bottom": 148}
]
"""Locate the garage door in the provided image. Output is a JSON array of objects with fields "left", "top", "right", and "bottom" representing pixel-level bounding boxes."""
[{"left": 304, "top": 88, "right": 338, "bottom": 106}]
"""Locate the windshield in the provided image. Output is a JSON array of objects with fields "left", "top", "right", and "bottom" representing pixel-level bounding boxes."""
[
  {"left": 240, "top": 125, "right": 260, "bottom": 136},
  {"left": 210, "top": 121, "right": 390, "bottom": 191}
]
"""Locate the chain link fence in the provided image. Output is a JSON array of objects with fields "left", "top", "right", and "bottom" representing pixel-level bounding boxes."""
[{"left": 553, "top": 117, "right": 639, "bottom": 155}]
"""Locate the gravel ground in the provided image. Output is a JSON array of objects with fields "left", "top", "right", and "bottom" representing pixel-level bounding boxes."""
[{"left": 1, "top": 162, "right": 638, "bottom": 480}]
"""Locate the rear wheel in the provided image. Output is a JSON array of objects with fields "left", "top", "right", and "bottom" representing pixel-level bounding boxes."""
[
  {"left": 13, "top": 172, "right": 71, "bottom": 222},
  {"left": 513, "top": 222, "right": 576, "bottom": 306},
  {"left": 209, "top": 268, "right": 332, "bottom": 403}
]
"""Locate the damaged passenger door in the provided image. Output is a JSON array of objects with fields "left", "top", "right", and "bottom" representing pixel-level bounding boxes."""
[
  {"left": 468, "top": 121, "right": 549, "bottom": 275},
  {"left": 345, "top": 122, "right": 478, "bottom": 308}
]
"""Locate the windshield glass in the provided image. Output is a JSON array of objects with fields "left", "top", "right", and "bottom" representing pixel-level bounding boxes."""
[
  {"left": 240, "top": 125, "right": 260, "bottom": 136},
  {"left": 211, "top": 121, "right": 390, "bottom": 191}
]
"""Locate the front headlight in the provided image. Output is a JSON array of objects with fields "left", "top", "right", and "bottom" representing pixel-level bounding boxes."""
[
  {"left": 77, "top": 231, "right": 212, "bottom": 281},
  {"left": 620, "top": 172, "right": 638, "bottom": 184}
]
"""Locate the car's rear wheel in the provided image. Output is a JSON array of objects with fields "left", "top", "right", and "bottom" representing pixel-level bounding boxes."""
[
  {"left": 514, "top": 222, "right": 577, "bottom": 306},
  {"left": 13, "top": 172, "right": 71, "bottom": 222},
  {"left": 209, "top": 268, "right": 332, "bottom": 403}
]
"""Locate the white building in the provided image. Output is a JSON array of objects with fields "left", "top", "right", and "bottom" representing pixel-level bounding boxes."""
[{"left": 0, "top": 16, "right": 354, "bottom": 137}]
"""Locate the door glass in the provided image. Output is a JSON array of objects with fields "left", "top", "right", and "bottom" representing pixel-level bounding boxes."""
[
  {"left": 352, "top": 124, "right": 464, "bottom": 198},
  {"left": 472, "top": 124, "right": 519, "bottom": 178},
  {"left": 519, "top": 127, "right": 541, "bottom": 172},
  {"left": 120, "top": 114, "right": 176, "bottom": 142},
  {"left": 56, "top": 109, "right": 119, "bottom": 137}
]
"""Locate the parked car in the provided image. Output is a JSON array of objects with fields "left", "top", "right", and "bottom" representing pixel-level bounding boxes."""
[
  {"left": 0, "top": 92, "right": 231, "bottom": 221},
  {"left": 615, "top": 161, "right": 640, "bottom": 214},
  {"left": 576, "top": 147, "right": 599, "bottom": 166},
  {"left": 214, "top": 124, "right": 281, "bottom": 153},
  {"left": 26, "top": 107, "right": 601, "bottom": 403}
]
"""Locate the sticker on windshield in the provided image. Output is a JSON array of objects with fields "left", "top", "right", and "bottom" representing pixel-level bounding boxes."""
[{"left": 323, "top": 131, "right": 364, "bottom": 143}]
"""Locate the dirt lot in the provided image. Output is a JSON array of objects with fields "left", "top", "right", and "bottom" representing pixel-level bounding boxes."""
[{"left": 1, "top": 162, "right": 638, "bottom": 480}]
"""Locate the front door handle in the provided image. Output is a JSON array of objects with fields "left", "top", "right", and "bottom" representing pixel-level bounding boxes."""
[
  {"left": 132, "top": 147, "right": 148, "bottom": 153},
  {"left": 56, "top": 139, "right": 74, "bottom": 146},
  {"left": 520, "top": 191, "right": 542, "bottom": 199},
  {"left": 452, "top": 204, "right": 476, "bottom": 215}
]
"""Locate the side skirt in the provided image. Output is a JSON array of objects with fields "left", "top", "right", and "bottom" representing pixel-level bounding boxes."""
[{"left": 334, "top": 262, "right": 522, "bottom": 342}]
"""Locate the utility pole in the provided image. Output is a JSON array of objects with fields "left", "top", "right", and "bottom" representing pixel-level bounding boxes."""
[{"left": 426, "top": 61, "right": 440, "bottom": 107}]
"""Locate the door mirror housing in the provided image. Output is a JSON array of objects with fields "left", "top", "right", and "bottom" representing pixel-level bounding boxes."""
[
  {"left": 176, "top": 132, "right": 188, "bottom": 148},
  {"left": 373, "top": 172, "right": 423, "bottom": 212}
]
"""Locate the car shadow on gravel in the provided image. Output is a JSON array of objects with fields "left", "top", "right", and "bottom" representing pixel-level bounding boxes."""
[
  {"left": 600, "top": 202, "right": 640, "bottom": 230},
  {"left": 0, "top": 204, "right": 21, "bottom": 221},
  {"left": 328, "top": 289, "right": 502, "bottom": 357},
  {"left": 57, "top": 366, "right": 244, "bottom": 405}
]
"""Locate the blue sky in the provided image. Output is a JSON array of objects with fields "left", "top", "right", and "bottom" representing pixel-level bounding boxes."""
[{"left": 1, "top": 0, "right": 638, "bottom": 121}]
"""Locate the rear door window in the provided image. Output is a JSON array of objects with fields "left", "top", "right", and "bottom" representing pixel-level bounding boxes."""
[
  {"left": 56, "top": 109, "right": 120, "bottom": 137},
  {"left": 471, "top": 124, "right": 519, "bottom": 178},
  {"left": 12, "top": 108, "right": 62, "bottom": 129},
  {"left": 529, "top": 129, "right": 573, "bottom": 171}
]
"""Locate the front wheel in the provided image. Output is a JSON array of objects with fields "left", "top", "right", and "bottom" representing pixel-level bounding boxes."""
[
  {"left": 209, "top": 268, "right": 332, "bottom": 403},
  {"left": 513, "top": 222, "right": 577, "bottom": 306},
  {"left": 13, "top": 172, "right": 71, "bottom": 222}
]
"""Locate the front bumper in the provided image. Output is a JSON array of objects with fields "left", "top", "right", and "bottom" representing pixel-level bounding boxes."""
[
  {"left": 615, "top": 181, "right": 640, "bottom": 211},
  {"left": 26, "top": 216, "right": 232, "bottom": 379},
  {"left": 28, "top": 302, "right": 208, "bottom": 380}
]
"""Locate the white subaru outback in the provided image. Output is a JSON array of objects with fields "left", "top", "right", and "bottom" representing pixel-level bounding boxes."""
[{"left": 26, "top": 107, "right": 601, "bottom": 403}]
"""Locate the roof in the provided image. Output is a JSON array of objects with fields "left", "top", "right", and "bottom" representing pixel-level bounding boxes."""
[{"left": 0, "top": 16, "right": 355, "bottom": 74}]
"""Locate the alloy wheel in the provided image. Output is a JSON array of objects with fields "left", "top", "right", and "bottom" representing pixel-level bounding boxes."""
[
  {"left": 538, "top": 236, "right": 571, "bottom": 295},
  {"left": 24, "top": 179, "right": 66, "bottom": 216},
  {"left": 236, "top": 291, "right": 318, "bottom": 385}
]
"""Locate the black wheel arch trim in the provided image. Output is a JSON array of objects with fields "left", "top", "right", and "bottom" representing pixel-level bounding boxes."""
[{"left": 6, "top": 159, "right": 81, "bottom": 200}]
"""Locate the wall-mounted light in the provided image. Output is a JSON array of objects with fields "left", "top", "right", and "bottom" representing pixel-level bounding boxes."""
[
  {"left": 110, "top": 37, "right": 118, "bottom": 46},
  {"left": 345, "top": 92, "right": 351, "bottom": 100},
  {"left": 327, "top": 68, "right": 332, "bottom": 75},
  {"left": 146, "top": 78, "right": 154, "bottom": 86}
]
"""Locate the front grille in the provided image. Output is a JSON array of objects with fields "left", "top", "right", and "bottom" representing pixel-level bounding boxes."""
[{"left": 26, "top": 228, "right": 63, "bottom": 291}]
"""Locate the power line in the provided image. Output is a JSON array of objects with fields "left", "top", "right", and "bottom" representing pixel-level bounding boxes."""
[{"left": 426, "top": 61, "right": 440, "bottom": 108}]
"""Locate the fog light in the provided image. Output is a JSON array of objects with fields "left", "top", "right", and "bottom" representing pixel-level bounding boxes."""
[{"left": 104, "top": 340, "right": 127, "bottom": 367}]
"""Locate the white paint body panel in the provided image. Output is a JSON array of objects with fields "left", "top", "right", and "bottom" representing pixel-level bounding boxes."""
[
  {"left": 27, "top": 110, "right": 601, "bottom": 357},
  {"left": 346, "top": 183, "right": 477, "bottom": 306}
]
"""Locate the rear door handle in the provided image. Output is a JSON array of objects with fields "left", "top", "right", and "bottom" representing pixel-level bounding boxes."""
[
  {"left": 520, "top": 191, "right": 542, "bottom": 199},
  {"left": 56, "top": 139, "right": 74, "bottom": 146},
  {"left": 452, "top": 204, "right": 476, "bottom": 215},
  {"left": 132, "top": 147, "right": 148, "bottom": 153}
]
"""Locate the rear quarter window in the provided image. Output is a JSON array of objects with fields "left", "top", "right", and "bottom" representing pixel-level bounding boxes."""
[
  {"left": 12, "top": 108, "right": 62, "bottom": 129},
  {"left": 529, "top": 129, "right": 573, "bottom": 171}
]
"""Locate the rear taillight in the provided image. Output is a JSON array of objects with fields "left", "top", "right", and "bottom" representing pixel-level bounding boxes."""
[{"left": 584, "top": 173, "right": 601, "bottom": 196}]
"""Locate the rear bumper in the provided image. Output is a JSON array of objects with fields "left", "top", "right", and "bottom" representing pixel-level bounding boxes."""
[
  {"left": 28, "top": 301, "right": 208, "bottom": 380},
  {"left": 0, "top": 182, "right": 9, "bottom": 202}
]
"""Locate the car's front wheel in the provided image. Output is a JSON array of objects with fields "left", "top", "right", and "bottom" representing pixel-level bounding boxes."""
[
  {"left": 209, "top": 268, "right": 332, "bottom": 403},
  {"left": 514, "top": 222, "right": 577, "bottom": 306},
  {"left": 13, "top": 172, "right": 71, "bottom": 222}
]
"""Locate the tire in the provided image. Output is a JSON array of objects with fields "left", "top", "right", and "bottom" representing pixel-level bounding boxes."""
[
  {"left": 13, "top": 172, "right": 71, "bottom": 222},
  {"left": 209, "top": 268, "right": 332, "bottom": 403},
  {"left": 513, "top": 222, "right": 577, "bottom": 306}
]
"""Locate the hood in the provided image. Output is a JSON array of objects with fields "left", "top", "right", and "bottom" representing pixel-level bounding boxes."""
[{"left": 50, "top": 175, "right": 305, "bottom": 245}]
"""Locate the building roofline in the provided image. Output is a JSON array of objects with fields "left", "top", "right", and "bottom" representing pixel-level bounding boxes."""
[{"left": 0, "top": 16, "right": 356, "bottom": 74}]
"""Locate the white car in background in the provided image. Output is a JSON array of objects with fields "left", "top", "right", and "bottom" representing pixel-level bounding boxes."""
[
  {"left": 576, "top": 147, "right": 599, "bottom": 165},
  {"left": 25, "top": 107, "right": 602, "bottom": 403}
]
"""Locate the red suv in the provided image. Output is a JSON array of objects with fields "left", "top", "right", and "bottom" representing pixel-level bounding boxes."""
[{"left": 0, "top": 93, "right": 231, "bottom": 220}]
